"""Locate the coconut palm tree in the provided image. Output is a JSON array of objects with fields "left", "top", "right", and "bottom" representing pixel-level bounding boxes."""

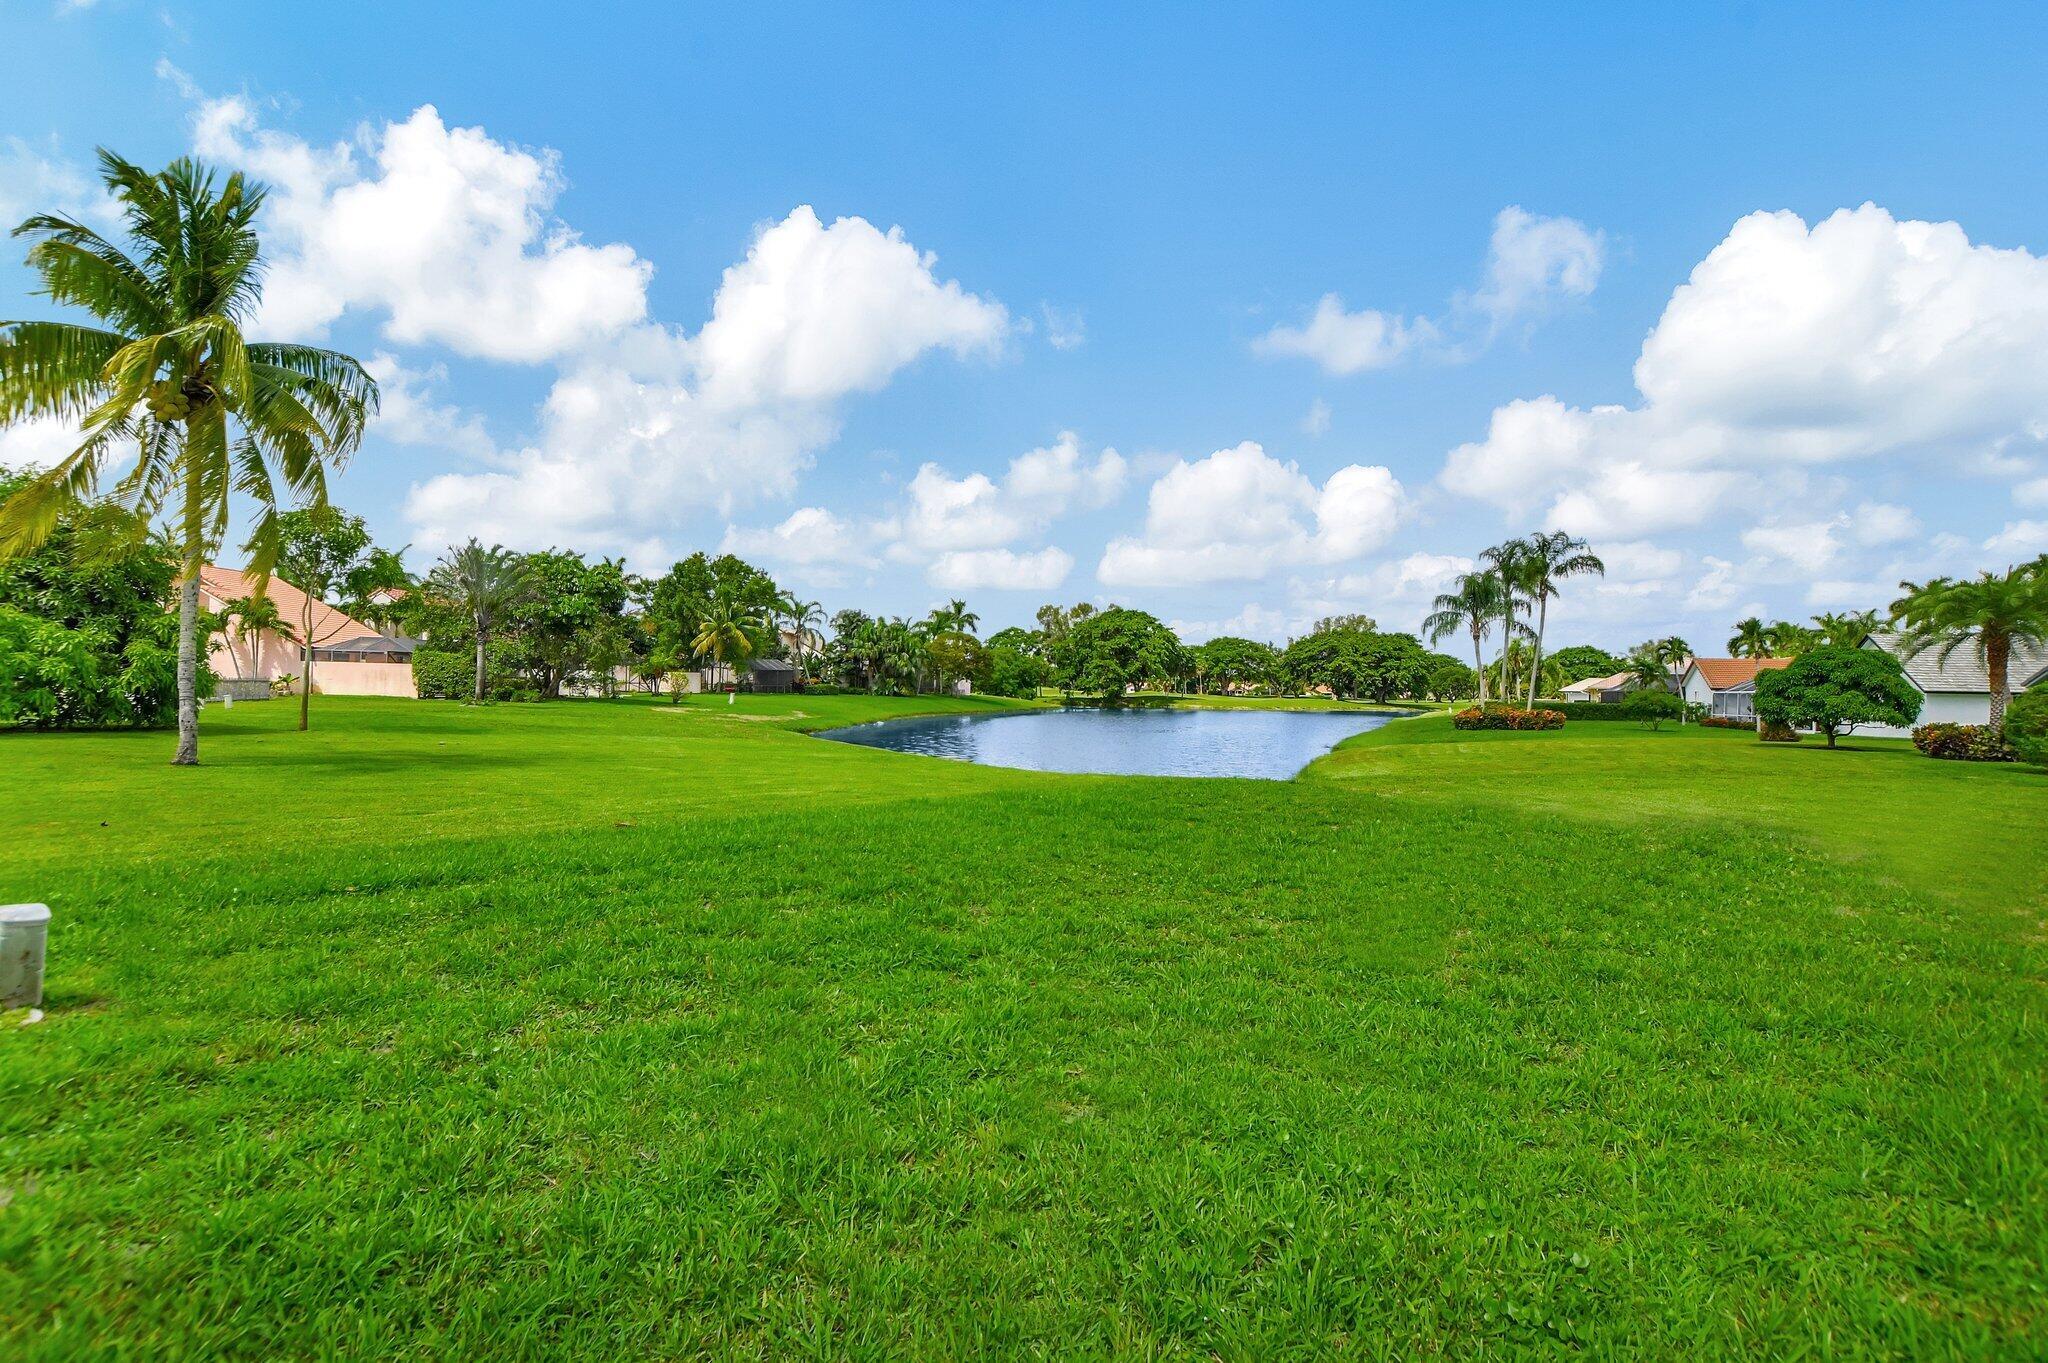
[
  {"left": 1515, "top": 530, "right": 1604, "bottom": 706},
  {"left": 0, "top": 153, "right": 378, "bottom": 763},
  {"left": 1423, "top": 570, "right": 1506, "bottom": 703},
  {"left": 692, "top": 597, "right": 760, "bottom": 704},
  {"left": 1480, "top": 540, "right": 1534, "bottom": 700},
  {"left": 1728, "top": 616, "right": 1771, "bottom": 658},
  {"left": 426, "top": 541, "right": 530, "bottom": 704},
  {"left": 1890, "top": 564, "right": 2048, "bottom": 728}
]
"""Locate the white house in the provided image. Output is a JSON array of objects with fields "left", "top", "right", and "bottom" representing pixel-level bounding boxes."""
[
  {"left": 1678, "top": 657, "right": 1792, "bottom": 721},
  {"left": 1857, "top": 631, "right": 2048, "bottom": 737}
]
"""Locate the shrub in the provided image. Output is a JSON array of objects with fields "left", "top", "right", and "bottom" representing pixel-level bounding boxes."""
[
  {"left": 1913, "top": 723, "right": 2014, "bottom": 762},
  {"left": 1699, "top": 716, "right": 1751, "bottom": 729},
  {"left": 1758, "top": 720, "right": 1801, "bottom": 743},
  {"left": 1528, "top": 699, "right": 1654, "bottom": 722},
  {"left": 2006, "top": 688, "right": 2048, "bottom": 768},
  {"left": 1621, "top": 689, "right": 1685, "bottom": 729},
  {"left": 797, "top": 682, "right": 854, "bottom": 695},
  {"left": 1453, "top": 705, "right": 1565, "bottom": 731}
]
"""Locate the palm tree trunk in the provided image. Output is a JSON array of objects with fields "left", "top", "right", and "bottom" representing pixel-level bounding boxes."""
[
  {"left": 173, "top": 565, "right": 200, "bottom": 766},
  {"left": 473, "top": 624, "right": 487, "bottom": 704},
  {"left": 1988, "top": 630, "right": 2012, "bottom": 729},
  {"left": 1470, "top": 623, "right": 1487, "bottom": 703},
  {"left": 1526, "top": 594, "right": 1548, "bottom": 708}
]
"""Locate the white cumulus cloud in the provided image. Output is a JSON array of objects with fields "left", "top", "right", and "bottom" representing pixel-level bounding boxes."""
[{"left": 1098, "top": 441, "right": 1405, "bottom": 587}]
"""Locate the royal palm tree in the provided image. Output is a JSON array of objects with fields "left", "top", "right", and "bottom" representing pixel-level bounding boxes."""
[
  {"left": 1890, "top": 564, "right": 2048, "bottom": 728},
  {"left": 1480, "top": 540, "right": 1533, "bottom": 701},
  {"left": 1423, "top": 570, "right": 1506, "bottom": 703},
  {"left": 1515, "top": 530, "right": 1604, "bottom": 706},
  {"left": 692, "top": 597, "right": 760, "bottom": 704},
  {"left": 426, "top": 540, "right": 530, "bottom": 704},
  {"left": 0, "top": 153, "right": 378, "bottom": 763},
  {"left": 1728, "top": 616, "right": 1771, "bottom": 658}
]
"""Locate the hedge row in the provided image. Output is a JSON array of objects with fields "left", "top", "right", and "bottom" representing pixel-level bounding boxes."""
[
  {"left": 1453, "top": 705, "right": 1565, "bottom": 730},
  {"left": 1913, "top": 723, "right": 2014, "bottom": 762}
]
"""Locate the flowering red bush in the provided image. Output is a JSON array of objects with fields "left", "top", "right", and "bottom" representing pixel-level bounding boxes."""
[
  {"left": 1912, "top": 723, "right": 2014, "bottom": 761},
  {"left": 1452, "top": 705, "right": 1565, "bottom": 731}
]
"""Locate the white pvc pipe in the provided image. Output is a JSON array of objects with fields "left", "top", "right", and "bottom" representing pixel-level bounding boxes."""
[{"left": 2, "top": 904, "right": 50, "bottom": 1012}]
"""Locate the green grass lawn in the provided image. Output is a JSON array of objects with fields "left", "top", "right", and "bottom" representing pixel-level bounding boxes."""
[{"left": 3, "top": 697, "right": 2043, "bottom": 1358}]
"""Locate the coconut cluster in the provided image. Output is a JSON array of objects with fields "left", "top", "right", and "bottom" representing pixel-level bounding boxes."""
[{"left": 146, "top": 381, "right": 194, "bottom": 423}]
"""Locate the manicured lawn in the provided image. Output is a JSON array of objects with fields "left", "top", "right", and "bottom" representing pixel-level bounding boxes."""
[{"left": 2, "top": 698, "right": 2043, "bottom": 1358}]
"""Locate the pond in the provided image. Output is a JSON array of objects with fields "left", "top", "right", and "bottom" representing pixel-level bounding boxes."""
[{"left": 816, "top": 706, "right": 1401, "bottom": 780}]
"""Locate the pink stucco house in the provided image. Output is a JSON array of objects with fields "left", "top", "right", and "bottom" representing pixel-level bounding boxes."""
[{"left": 198, "top": 565, "right": 420, "bottom": 699}]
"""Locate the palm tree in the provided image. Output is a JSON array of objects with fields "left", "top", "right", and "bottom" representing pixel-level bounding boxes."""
[
  {"left": 926, "top": 598, "right": 979, "bottom": 637},
  {"left": 1890, "top": 564, "right": 2048, "bottom": 728},
  {"left": 692, "top": 597, "right": 760, "bottom": 705},
  {"left": 1515, "top": 530, "right": 1604, "bottom": 706},
  {"left": 1811, "top": 609, "right": 1879, "bottom": 650},
  {"left": 0, "top": 153, "right": 378, "bottom": 764},
  {"left": 784, "top": 597, "right": 824, "bottom": 681},
  {"left": 1728, "top": 616, "right": 1771, "bottom": 658},
  {"left": 1762, "top": 619, "right": 1818, "bottom": 657},
  {"left": 219, "top": 591, "right": 291, "bottom": 681},
  {"left": 1480, "top": 540, "right": 1533, "bottom": 701},
  {"left": 426, "top": 541, "right": 529, "bottom": 704},
  {"left": 1423, "top": 571, "right": 1505, "bottom": 703}
]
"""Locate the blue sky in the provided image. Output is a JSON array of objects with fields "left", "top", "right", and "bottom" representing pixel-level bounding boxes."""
[{"left": 5, "top": 3, "right": 2048, "bottom": 650}]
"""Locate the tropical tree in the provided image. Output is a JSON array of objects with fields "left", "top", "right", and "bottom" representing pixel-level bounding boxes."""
[
  {"left": 926, "top": 598, "right": 980, "bottom": 637},
  {"left": 1889, "top": 564, "right": 2048, "bottom": 728},
  {"left": 219, "top": 591, "right": 290, "bottom": 681},
  {"left": 1753, "top": 646, "right": 1920, "bottom": 748},
  {"left": 785, "top": 597, "right": 824, "bottom": 681},
  {"left": 1763, "top": 619, "right": 1820, "bottom": 657},
  {"left": 1514, "top": 530, "right": 1604, "bottom": 705},
  {"left": 425, "top": 540, "right": 530, "bottom": 704},
  {"left": 691, "top": 597, "right": 761, "bottom": 703},
  {"left": 1624, "top": 635, "right": 1691, "bottom": 693},
  {"left": 1728, "top": 617, "right": 1772, "bottom": 658},
  {"left": 1811, "top": 609, "right": 1880, "bottom": 650},
  {"left": 0, "top": 152, "right": 378, "bottom": 763},
  {"left": 1479, "top": 540, "right": 1533, "bottom": 699},
  {"left": 1423, "top": 570, "right": 1506, "bottom": 704},
  {"left": 275, "top": 503, "right": 374, "bottom": 731}
]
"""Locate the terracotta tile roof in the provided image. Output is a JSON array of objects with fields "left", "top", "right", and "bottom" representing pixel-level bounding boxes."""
[
  {"left": 1686, "top": 657, "right": 1792, "bottom": 691},
  {"left": 195, "top": 565, "right": 385, "bottom": 648}
]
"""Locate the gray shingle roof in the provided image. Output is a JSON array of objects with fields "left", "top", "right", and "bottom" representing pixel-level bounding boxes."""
[{"left": 1864, "top": 631, "right": 2048, "bottom": 693}]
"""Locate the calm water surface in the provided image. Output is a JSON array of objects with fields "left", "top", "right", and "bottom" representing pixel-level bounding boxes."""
[{"left": 817, "top": 707, "right": 1399, "bottom": 780}]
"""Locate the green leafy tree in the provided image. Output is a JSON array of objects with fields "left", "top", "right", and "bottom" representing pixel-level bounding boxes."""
[
  {"left": 2003, "top": 687, "right": 2048, "bottom": 767},
  {"left": 1753, "top": 645, "right": 1920, "bottom": 748},
  {"left": 1515, "top": 530, "right": 1605, "bottom": 706},
  {"left": 218, "top": 591, "right": 291, "bottom": 681},
  {"left": 1546, "top": 644, "right": 1623, "bottom": 686},
  {"left": 1621, "top": 688, "right": 1684, "bottom": 729},
  {"left": 1193, "top": 635, "right": 1279, "bottom": 693},
  {"left": 981, "top": 643, "right": 1050, "bottom": 697},
  {"left": 0, "top": 466, "right": 196, "bottom": 728},
  {"left": 1282, "top": 628, "right": 1429, "bottom": 702},
  {"left": 1422, "top": 653, "right": 1477, "bottom": 702},
  {"left": 1889, "top": 564, "right": 2048, "bottom": 728},
  {"left": 985, "top": 625, "right": 1041, "bottom": 657},
  {"left": 1424, "top": 570, "right": 1507, "bottom": 704},
  {"left": 425, "top": 541, "right": 531, "bottom": 704},
  {"left": 1052, "top": 607, "right": 1182, "bottom": 699},
  {"left": 276, "top": 503, "right": 374, "bottom": 730},
  {"left": 0, "top": 153, "right": 377, "bottom": 763},
  {"left": 506, "top": 550, "right": 629, "bottom": 697}
]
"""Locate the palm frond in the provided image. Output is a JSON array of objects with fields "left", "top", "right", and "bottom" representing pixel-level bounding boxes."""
[{"left": 0, "top": 321, "right": 130, "bottom": 423}]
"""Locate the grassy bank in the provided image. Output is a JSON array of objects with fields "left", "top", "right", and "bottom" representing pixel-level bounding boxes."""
[{"left": 2, "top": 697, "right": 2043, "bottom": 1358}]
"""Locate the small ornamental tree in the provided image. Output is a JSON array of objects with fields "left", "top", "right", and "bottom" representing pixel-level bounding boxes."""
[{"left": 1752, "top": 645, "right": 1920, "bottom": 748}]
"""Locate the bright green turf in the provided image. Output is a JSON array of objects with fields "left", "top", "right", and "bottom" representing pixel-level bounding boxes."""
[{"left": 2, "top": 697, "right": 2043, "bottom": 1359}]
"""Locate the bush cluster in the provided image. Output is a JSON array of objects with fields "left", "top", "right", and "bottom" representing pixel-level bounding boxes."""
[
  {"left": 1912, "top": 723, "right": 2014, "bottom": 762},
  {"left": 1453, "top": 705, "right": 1566, "bottom": 731},
  {"left": 1758, "top": 720, "right": 1801, "bottom": 743},
  {"left": 2006, "top": 689, "right": 2048, "bottom": 768},
  {"left": 1525, "top": 699, "right": 1637, "bottom": 721},
  {"left": 1698, "top": 716, "right": 1752, "bottom": 729}
]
